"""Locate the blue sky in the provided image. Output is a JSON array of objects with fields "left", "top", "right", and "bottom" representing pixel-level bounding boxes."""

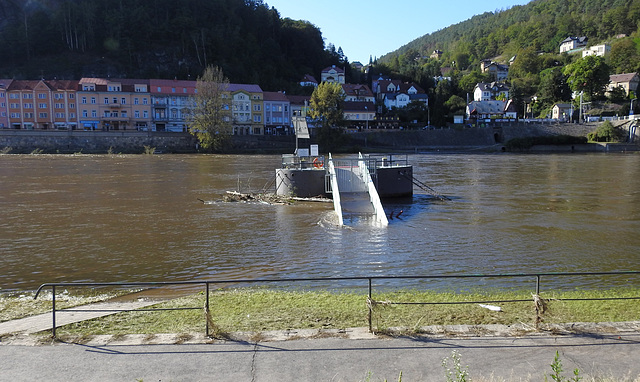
[{"left": 266, "top": 0, "right": 532, "bottom": 64}]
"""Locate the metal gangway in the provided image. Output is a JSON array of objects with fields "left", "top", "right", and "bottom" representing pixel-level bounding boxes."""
[{"left": 327, "top": 153, "right": 388, "bottom": 226}]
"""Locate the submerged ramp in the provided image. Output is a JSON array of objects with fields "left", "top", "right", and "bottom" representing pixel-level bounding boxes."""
[{"left": 327, "top": 153, "right": 388, "bottom": 226}]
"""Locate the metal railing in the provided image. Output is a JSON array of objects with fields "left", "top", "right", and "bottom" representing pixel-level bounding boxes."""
[
  {"left": 34, "top": 271, "right": 640, "bottom": 338},
  {"left": 358, "top": 152, "right": 388, "bottom": 226}
]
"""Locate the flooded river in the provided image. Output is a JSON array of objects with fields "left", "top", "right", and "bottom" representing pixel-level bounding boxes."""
[{"left": 1, "top": 153, "right": 639, "bottom": 292}]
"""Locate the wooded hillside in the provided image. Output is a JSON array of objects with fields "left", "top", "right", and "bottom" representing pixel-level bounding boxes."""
[{"left": 0, "top": 0, "right": 348, "bottom": 92}]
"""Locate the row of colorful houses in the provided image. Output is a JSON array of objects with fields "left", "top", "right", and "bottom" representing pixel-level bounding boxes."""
[
  {"left": 0, "top": 76, "right": 396, "bottom": 134},
  {"left": 0, "top": 77, "right": 310, "bottom": 135}
]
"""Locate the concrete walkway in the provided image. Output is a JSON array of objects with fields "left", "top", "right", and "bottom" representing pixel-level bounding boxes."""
[
  {"left": 2, "top": 328, "right": 640, "bottom": 381},
  {"left": 2, "top": 304, "right": 640, "bottom": 381},
  {"left": 0, "top": 300, "right": 161, "bottom": 335}
]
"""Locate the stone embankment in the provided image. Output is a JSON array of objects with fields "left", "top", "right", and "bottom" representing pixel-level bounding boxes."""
[{"left": 0, "top": 121, "right": 636, "bottom": 154}]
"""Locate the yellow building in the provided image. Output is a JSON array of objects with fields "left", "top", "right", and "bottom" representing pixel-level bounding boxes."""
[{"left": 227, "top": 83, "right": 264, "bottom": 135}]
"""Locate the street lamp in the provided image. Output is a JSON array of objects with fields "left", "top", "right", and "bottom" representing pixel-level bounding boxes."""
[{"left": 365, "top": 106, "right": 368, "bottom": 130}]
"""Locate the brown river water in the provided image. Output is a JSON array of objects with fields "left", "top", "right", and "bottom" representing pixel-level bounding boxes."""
[{"left": 1, "top": 153, "right": 639, "bottom": 293}]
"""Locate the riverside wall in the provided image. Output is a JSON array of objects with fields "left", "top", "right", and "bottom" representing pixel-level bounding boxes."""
[{"left": 0, "top": 121, "right": 635, "bottom": 154}]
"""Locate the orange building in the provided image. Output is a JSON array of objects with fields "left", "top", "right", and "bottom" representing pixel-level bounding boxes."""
[{"left": 6, "top": 80, "right": 78, "bottom": 130}]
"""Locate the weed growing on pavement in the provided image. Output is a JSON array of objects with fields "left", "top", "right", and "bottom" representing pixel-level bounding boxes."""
[
  {"left": 547, "top": 350, "right": 582, "bottom": 382},
  {"left": 442, "top": 350, "right": 469, "bottom": 382}
]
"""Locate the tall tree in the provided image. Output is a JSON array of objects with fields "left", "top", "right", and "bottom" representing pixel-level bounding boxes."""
[
  {"left": 563, "top": 55, "right": 611, "bottom": 100},
  {"left": 187, "top": 66, "right": 232, "bottom": 151},
  {"left": 309, "top": 82, "right": 345, "bottom": 128}
]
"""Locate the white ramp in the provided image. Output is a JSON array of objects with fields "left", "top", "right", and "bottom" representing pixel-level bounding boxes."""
[{"left": 327, "top": 153, "right": 388, "bottom": 226}]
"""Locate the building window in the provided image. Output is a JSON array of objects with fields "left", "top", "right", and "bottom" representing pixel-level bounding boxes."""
[
  {"left": 104, "top": 98, "right": 109, "bottom": 104},
  {"left": 143, "top": 98, "right": 148, "bottom": 105},
  {"left": 69, "top": 103, "right": 75, "bottom": 109},
  {"left": 91, "top": 110, "right": 97, "bottom": 117},
  {"left": 39, "top": 112, "right": 47, "bottom": 118},
  {"left": 134, "top": 98, "right": 139, "bottom": 105},
  {"left": 23, "top": 94, "right": 33, "bottom": 99},
  {"left": 24, "top": 103, "right": 33, "bottom": 109},
  {"left": 143, "top": 110, "right": 148, "bottom": 118},
  {"left": 38, "top": 103, "right": 47, "bottom": 109},
  {"left": 135, "top": 110, "right": 140, "bottom": 118},
  {"left": 82, "top": 110, "right": 88, "bottom": 117},
  {"left": 91, "top": 97, "right": 96, "bottom": 104},
  {"left": 82, "top": 97, "right": 87, "bottom": 104},
  {"left": 69, "top": 94, "right": 75, "bottom": 99},
  {"left": 121, "top": 98, "right": 126, "bottom": 104},
  {"left": 121, "top": 111, "right": 127, "bottom": 118},
  {"left": 38, "top": 93, "right": 46, "bottom": 99}
]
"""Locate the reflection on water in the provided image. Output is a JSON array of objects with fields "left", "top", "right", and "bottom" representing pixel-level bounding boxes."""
[{"left": 1, "top": 153, "right": 639, "bottom": 292}]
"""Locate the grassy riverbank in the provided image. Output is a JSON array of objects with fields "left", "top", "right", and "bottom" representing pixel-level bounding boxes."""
[{"left": 20, "top": 287, "right": 637, "bottom": 337}]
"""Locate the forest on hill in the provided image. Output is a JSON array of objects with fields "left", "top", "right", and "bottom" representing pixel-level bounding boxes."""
[
  {"left": 368, "top": 0, "right": 640, "bottom": 125},
  {"left": 0, "top": 0, "right": 350, "bottom": 93}
]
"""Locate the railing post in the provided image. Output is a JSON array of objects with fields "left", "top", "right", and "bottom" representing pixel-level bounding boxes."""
[
  {"left": 536, "top": 275, "right": 541, "bottom": 295},
  {"left": 367, "top": 278, "right": 373, "bottom": 333},
  {"left": 205, "top": 282, "right": 210, "bottom": 337},
  {"left": 51, "top": 285, "right": 57, "bottom": 339}
]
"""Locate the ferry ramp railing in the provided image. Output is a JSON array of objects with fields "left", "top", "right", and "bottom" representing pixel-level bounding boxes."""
[{"left": 32, "top": 271, "right": 640, "bottom": 338}]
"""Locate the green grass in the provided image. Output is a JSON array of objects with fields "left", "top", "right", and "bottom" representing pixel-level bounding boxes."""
[{"left": 44, "top": 287, "right": 640, "bottom": 336}]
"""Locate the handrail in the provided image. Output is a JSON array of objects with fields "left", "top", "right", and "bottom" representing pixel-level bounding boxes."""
[
  {"left": 358, "top": 152, "right": 388, "bottom": 226},
  {"left": 327, "top": 153, "right": 344, "bottom": 225},
  {"left": 33, "top": 271, "right": 640, "bottom": 337}
]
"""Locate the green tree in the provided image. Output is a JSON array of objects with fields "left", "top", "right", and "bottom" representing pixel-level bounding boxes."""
[
  {"left": 563, "top": 55, "right": 611, "bottom": 100},
  {"left": 444, "top": 95, "right": 468, "bottom": 116},
  {"left": 538, "top": 67, "right": 572, "bottom": 106},
  {"left": 187, "top": 66, "right": 232, "bottom": 151},
  {"left": 309, "top": 82, "right": 345, "bottom": 128},
  {"left": 608, "top": 38, "right": 640, "bottom": 74}
]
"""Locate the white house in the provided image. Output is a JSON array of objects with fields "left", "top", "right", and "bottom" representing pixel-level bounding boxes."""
[
  {"left": 552, "top": 103, "right": 573, "bottom": 120},
  {"left": 473, "top": 82, "right": 510, "bottom": 102},
  {"left": 376, "top": 79, "right": 428, "bottom": 109},
  {"left": 321, "top": 65, "right": 345, "bottom": 84},
  {"left": 560, "top": 36, "right": 588, "bottom": 53},
  {"left": 582, "top": 44, "right": 611, "bottom": 57}
]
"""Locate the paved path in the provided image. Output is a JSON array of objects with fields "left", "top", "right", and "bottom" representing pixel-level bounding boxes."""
[
  {"left": 0, "top": 300, "right": 161, "bottom": 335},
  {"left": 1, "top": 331, "right": 640, "bottom": 381}
]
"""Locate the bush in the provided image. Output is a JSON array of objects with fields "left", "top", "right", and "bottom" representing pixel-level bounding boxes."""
[{"left": 588, "top": 120, "right": 626, "bottom": 142}]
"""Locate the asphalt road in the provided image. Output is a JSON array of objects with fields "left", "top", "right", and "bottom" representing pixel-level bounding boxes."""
[{"left": 2, "top": 332, "right": 640, "bottom": 381}]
